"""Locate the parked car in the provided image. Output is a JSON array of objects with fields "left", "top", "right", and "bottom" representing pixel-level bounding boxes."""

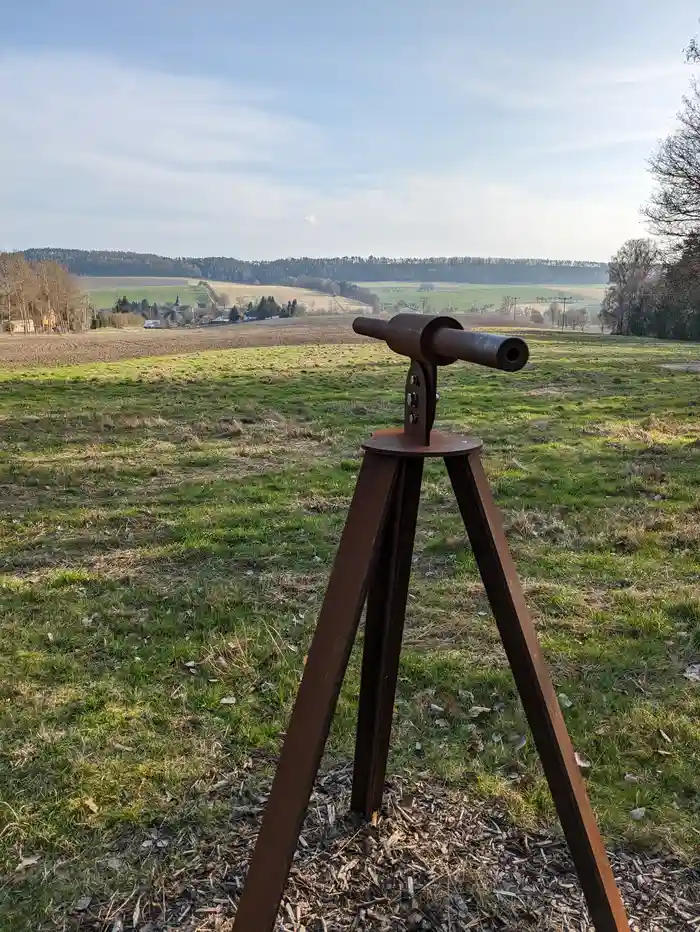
[{"left": 144, "top": 320, "right": 162, "bottom": 329}]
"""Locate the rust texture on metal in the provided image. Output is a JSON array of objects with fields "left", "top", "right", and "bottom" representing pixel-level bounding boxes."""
[
  {"left": 231, "top": 452, "right": 398, "bottom": 932},
  {"left": 233, "top": 324, "right": 628, "bottom": 932},
  {"left": 351, "top": 457, "right": 423, "bottom": 818},
  {"left": 403, "top": 360, "right": 435, "bottom": 445},
  {"left": 445, "top": 452, "right": 629, "bottom": 932},
  {"left": 353, "top": 313, "right": 529, "bottom": 371},
  {"left": 363, "top": 427, "right": 482, "bottom": 458}
]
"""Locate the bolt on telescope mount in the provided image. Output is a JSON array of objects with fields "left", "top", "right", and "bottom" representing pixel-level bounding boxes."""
[{"left": 233, "top": 315, "right": 628, "bottom": 932}]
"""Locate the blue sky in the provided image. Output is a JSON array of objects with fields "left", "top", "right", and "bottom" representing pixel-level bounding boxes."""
[{"left": 1, "top": 0, "right": 698, "bottom": 260}]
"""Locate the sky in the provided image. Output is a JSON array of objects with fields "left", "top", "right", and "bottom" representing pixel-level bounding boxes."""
[{"left": 0, "top": 0, "right": 698, "bottom": 261}]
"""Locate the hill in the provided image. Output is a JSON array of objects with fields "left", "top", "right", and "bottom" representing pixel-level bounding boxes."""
[
  {"left": 79, "top": 276, "right": 371, "bottom": 314},
  {"left": 23, "top": 248, "right": 608, "bottom": 287}
]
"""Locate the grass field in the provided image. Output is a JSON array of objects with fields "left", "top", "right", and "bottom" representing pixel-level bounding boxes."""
[
  {"left": 83, "top": 281, "right": 210, "bottom": 310},
  {"left": 359, "top": 282, "right": 606, "bottom": 313},
  {"left": 2, "top": 330, "right": 700, "bottom": 927}
]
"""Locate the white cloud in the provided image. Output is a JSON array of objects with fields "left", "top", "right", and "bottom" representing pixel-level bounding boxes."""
[
  {"left": 0, "top": 50, "right": 660, "bottom": 259},
  {"left": 0, "top": 50, "right": 322, "bottom": 227},
  {"left": 438, "top": 54, "right": 690, "bottom": 152}
]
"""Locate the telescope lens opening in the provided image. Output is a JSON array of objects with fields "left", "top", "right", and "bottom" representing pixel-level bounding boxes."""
[{"left": 506, "top": 347, "right": 520, "bottom": 361}]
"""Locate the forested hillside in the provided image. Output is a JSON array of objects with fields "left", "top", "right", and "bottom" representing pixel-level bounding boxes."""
[{"left": 23, "top": 249, "right": 608, "bottom": 286}]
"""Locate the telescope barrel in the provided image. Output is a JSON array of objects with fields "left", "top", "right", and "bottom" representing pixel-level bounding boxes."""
[
  {"left": 353, "top": 314, "right": 528, "bottom": 372},
  {"left": 352, "top": 317, "right": 389, "bottom": 342},
  {"left": 432, "top": 328, "right": 527, "bottom": 371}
]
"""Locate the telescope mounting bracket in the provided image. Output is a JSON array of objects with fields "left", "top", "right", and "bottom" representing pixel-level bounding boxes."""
[{"left": 404, "top": 359, "right": 437, "bottom": 446}]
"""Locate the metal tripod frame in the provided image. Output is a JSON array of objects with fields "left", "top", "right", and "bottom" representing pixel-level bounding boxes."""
[{"left": 233, "top": 329, "right": 629, "bottom": 932}]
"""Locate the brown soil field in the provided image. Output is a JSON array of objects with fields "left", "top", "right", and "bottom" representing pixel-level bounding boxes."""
[
  {"left": 0, "top": 317, "right": 366, "bottom": 369},
  {"left": 0, "top": 313, "right": 534, "bottom": 369}
]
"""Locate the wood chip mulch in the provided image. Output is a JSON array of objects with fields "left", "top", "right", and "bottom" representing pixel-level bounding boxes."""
[{"left": 70, "top": 766, "right": 700, "bottom": 932}]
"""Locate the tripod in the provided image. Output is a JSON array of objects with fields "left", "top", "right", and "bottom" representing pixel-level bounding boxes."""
[{"left": 233, "top": 316, "right": 628, "bottom": 932}]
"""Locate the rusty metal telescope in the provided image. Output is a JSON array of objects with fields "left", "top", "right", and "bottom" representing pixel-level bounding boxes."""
[
  {"left": 233, "top": 315, "right": 628, "bottom": 932},
  {"left": 352, "top": 314, "right": 528, "bottom": 447},
  {"left": 352, "top": 313, "right": 528, "bottom": 370}
]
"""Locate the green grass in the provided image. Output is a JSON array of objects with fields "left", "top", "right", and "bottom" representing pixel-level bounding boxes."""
[
  {"left": 87, "top": 282, "right": 210, "bottom": 310},
  {"left": 2, "top": 332, "right": 700, "bottom": 925},
  {"left": 357, "top": 281, "right": 606, "bottom": 312}
]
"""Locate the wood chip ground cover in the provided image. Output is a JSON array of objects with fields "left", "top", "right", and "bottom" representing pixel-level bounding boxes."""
[{"left": 12, "top": 767, "right": 700, "bottom": 931}]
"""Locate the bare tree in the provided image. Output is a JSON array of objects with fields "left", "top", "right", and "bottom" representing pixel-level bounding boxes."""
[
  {"left": 40, "top": 260, "right": 88, "bottom": 331},
  {"left": 685, "top": 30, "right": 700, "bottom": 64},
  {"left": 643, "top": 81, "right": 700, "bottom": 238},
  {"left": 500, "top": 295, "right": 517, "bottom": 319},
  {"left": 568, "top": 307, "right": 588, "bottom": 331},
  {"left": 0, "top": 254, "right": 36, "bottom": 331},
  {"left": 0, "top": 253, "right": 87, "bottom": 333},
  {"left": 643, "top": 31, "right": 700, "bottom": 239},
  {"left": 547, "top": 301, "right": 561, "bottom": 326},
  {"left": 602, "top": 238, "right": 661, "bottom": 335}
]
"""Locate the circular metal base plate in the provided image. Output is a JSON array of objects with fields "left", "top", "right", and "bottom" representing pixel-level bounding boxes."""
[{"left": 362, "top": 428, "right": 483, "bottom": 458}]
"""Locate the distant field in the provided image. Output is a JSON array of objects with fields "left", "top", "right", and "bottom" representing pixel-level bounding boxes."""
[
  {"left": 0, "top": 317, "right": 365, "bottom": 368},
  {"left": 206, "top": 281, "right": 369, "bottom": 314},
  {"left": 0, "top": 312, "right": 532, "bottom": 369},
  {"left": 78, "top": 276, "right": 194, "bottom": 289},
  {"left": 79, "top": 277, "right": 371, "bottom": 313},
  {"left": 83, "top": 281, "right": 210, "bottom": 309},
  {"left": 78, "top": 277, "right": 605, "bottom": 315},
  {"left": 358, "top": 282, "right": 606, "bottom": 313}
]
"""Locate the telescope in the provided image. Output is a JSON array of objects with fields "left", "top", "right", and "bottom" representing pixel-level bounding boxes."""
[
  {"left": 352, "top": 313, "right": 528, "bottom": 372},
  {"left": 352, "top": 313, "right": 529, "bottom": 446},
  {"left": 234, "top": 312, "right": 629, "bottom": 932}
]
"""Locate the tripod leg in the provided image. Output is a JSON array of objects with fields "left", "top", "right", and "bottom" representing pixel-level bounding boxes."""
[
  {"left": 233, "top": 452, "right": 399, "bottom": 932},
  {"left": 351, "top": 456, "right": 424, "bottom": 818},
  {"left": 445, "top": 452, "right": 629, "bottom": 932}
]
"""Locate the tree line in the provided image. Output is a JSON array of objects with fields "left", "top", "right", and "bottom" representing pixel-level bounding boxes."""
[
  {"left": 0, "top": 252, "right": 89, "bottom": 332},
  {"left": 604, "top": 30, "right": 700, "bottom": 340},
  {"left": 22, "top": 248, "right": 608, "bottom": 287},
  {"left": 230, "top": 296, "right": 305, "bottom": 322}
]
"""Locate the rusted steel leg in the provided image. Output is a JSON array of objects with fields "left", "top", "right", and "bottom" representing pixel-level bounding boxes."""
[
  {"left": 233, "top": 451, "right": 399, "bottom": 932},
  {"left": 445, "top": 451, "right": 629, "bottom": 932},
  {"left": 351, "top": 456, "right": 424, "bottom": 818}
]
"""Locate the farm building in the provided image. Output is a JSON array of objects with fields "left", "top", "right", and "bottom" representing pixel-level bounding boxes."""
[{"left": 5, "top": 319, "right": 35, "bottom": 334}]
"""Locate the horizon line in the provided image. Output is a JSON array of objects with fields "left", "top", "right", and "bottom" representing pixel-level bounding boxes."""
[{"left": 21, "top": 246, "right": 610, "bottom": 266}]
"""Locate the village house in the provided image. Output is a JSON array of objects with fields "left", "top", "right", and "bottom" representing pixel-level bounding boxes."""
[{"left": 6, "top": 319, "right": 35, "bottom": 334}]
